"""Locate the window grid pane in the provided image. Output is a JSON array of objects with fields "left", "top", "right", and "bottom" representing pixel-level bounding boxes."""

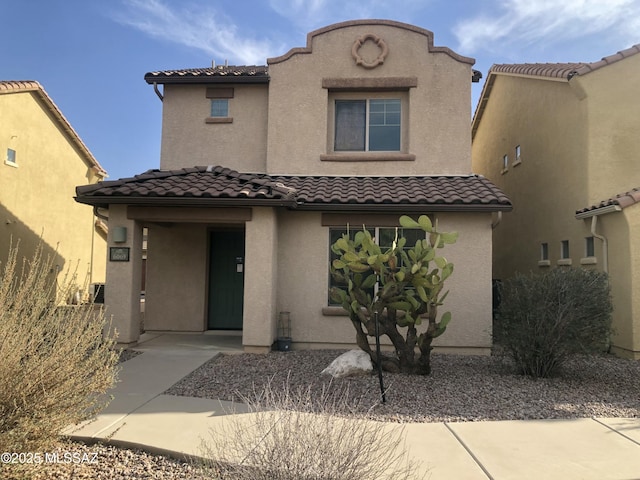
[
  {"left": 210, "top": 99, "right": 229, "bottom": 117},
  {"left": 335, "top": 100, "right": 366, "bottom": 151},
  {"left": 368, "top": 99, "right": 401, "bottom": 151}
]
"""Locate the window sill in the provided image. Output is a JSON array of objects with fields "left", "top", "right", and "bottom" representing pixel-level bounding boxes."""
[
  {"left": 501, "top": 167, "right": 509, "bottom": 175},
  {"left": 538, "top": 260, "right": 551, "bottom": 267},
  {"left": 320, "top": 153, "right": 416, "bottom": 162},
  {"left": 322, "top": 306, "right": 349, "bottom": 316},
  {"left": 4, "top": 160, "right": 18, "bottom": 168},
  {"left": 580, "top": 257, "right": 598, "bottom": 265},
  {"left": 205, "top": 117, "right": 233, "bottom": 124},
  {"left": 513, "top": 159, "right": 522, "bottom": 167},
  {"left": 557, "top": 259, "right": 573, "bottom": 266}
]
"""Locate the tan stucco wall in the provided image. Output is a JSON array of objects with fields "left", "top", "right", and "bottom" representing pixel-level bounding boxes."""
[
  {"left": 266, "top": 22, "right": 474, "bottom": 176},
  {"left": 242, "top": 207, "right": 279, "bottom": 350},
  {"left": 276, "top": 211, "right": 494, "bottom": 354},
  {"left": 104, "top": 205, "right": 143, "bottom": 344},
  {"left": 159, "top": 84, "right": 268, "bottom": 172},
  {"left": 472, "top": 75, "right": 590, "bottom": 279},
  {"left": 0, "top": 90, "right": 106, "bottom": 291},
  {"left": 571, "top": 54, "right": 640, "bottom": 202},
  {"left": 603, "top": 209, "right": 640, "bottom": 359},
  {"left": 472, "top": 54, "right": 640, "bottom": 358},
  {"left": 144, "top": 224, "right": 208, "bottom": 332}
]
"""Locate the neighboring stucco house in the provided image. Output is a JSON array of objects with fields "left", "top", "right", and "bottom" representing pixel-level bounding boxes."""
[
  {"left": 471, "top": 44, "right": 640, "bottom": 359},
  {"left": 76, "top": 20, "right": 511, "bottom": 353},
  {"left": 0, "top": 80, "right": 107, "bottom": 295}
]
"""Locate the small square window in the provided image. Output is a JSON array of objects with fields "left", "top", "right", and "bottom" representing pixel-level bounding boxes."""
[
  {"left": 210, "top": 99, "right": 229, "bottom": 117},
  {"left": 561, "top": 240, "right": 570, "bottom": 259},
  {"left": 585, "top": 236, "right": 595, "bottom": 257},
  {"left": 541, "top": 243, "right": 549, "bottom": 261},
  {"left": 6, "top": 148, "right": 16, "bottom": 165},
  {"left": 501, "top": 154, "right": 508, "bottom": 173}
]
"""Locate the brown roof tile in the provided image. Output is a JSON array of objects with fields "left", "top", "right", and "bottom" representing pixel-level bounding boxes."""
[
  {"left": 489, "top": 63, "right": 587, "bottom": 80},
  {"left": 576, "top": 188, "right": 640, "bottom": 216},
  {"left": 144, "top": 66, "right": 269, "bottom": 84},
  {"left": 76, "top": 165, "right": 512, "bottom": 212}
]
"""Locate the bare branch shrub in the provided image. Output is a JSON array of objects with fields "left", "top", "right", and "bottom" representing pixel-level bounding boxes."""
[
  {"left": 495, "top": 268, "right": 612, "bottom": 378},
  {"left": 198, "top": 379, "right": 428, "bottom": 480},
  {"left": 0, "top": 241, "right": 119, "bottom": 454}
]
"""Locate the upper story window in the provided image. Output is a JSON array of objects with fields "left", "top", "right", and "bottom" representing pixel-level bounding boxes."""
[
  {"left": 205, "top": 87, "right": 233, "bottom": 124},
  {"left": 514, "top": 145, "right": 521, "bottom": 164},
  {"left": 210, "top": 99, "right": 229, "bottom": 117},
  {"left": 5, "top": 148, "right": 17, "bottom": 166},
  {"left": 334, "top": 98, "right": 401, "bottom": 152}
]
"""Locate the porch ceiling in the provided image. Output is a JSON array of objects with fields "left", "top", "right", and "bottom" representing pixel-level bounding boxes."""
[{"left": 75, "top": 165, "right": 512, "bottom": 212}]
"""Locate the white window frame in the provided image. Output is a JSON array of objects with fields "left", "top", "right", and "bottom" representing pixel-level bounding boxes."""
[{"left": 5, "top": 148, "right": 17, "bottom": 166}]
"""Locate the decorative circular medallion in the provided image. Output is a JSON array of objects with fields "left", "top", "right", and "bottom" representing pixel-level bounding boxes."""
[{"left": 351, "top": 34, "right": 388, "bottom": 69}]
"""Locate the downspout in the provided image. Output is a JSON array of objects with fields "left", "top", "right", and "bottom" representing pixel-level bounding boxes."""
[
  {"left": 590, "top": 215, "right": 608, "bottom": 274},
  {"left": 491, "top": 211, "right": 502, "bottom": 229},
  {"left": 153, "top": 82, "right": 164, "bottom": 101}
]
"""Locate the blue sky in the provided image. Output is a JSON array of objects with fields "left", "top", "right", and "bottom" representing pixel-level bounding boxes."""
[{"left": 2, "top": 0, "right": 638, "bottom": 180}]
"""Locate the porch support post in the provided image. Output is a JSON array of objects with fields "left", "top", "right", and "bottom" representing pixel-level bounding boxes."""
[
  {"left": 243, "top": 207, "right": 278, "bottom": 352},
  {"left": 104, "top": 204, "right": 143, "bottom": 345}
]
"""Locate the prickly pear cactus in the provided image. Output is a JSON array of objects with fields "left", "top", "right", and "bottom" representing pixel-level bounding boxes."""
[{"left": 330, "top": 215, "right": 457, "bottom": 375}]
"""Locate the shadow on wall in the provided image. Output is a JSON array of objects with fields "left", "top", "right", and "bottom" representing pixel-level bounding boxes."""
[{"left": 0, "top": 202, "right": 66, "bottom": 298}]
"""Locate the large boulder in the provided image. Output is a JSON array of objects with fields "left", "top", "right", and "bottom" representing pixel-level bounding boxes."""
[{"left": 321, "top": 350, "right": 373, "bottom": 378}]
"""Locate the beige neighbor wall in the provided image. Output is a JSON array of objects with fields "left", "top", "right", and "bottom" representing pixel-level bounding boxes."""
[
  {"left": 472, "top": 74, "right": 591, "bottom": 280},
  {"left": 144, "top": 223, "right": 208, "bottom": 332},
  {"left": 572, "top": 54, "right": 640, "bottom": 203},
  {"left": 599, "top": 209, "right": 640, "bottom": 359},
  {"left": 276, "top": 211, "right": 494, "bottom": 354},
  {"left": 0, "top": 90, "right": 106, "bottom": 290},
  {"left": 159, "top": 84, "right": 268, "bottom": 172},
  {"left": 266, "top": 21, "right": 474, "bottom": 176}
]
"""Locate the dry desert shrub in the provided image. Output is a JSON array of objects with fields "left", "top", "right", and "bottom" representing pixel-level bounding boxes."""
[
  {"left": 198, "top": 379, "right": 428, "bottom": 480},
  {"left": 0, "top": 241, "right": 119, "bottom": 454}
]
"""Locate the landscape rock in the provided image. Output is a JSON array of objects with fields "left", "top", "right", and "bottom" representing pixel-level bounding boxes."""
[{"left": 320, "top": 349, "right": 373, "bottom": 378}]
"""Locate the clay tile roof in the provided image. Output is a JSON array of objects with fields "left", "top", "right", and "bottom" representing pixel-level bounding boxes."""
[
  {"left": 489, "top": 63, "right": 587, "bottom": 80},
  {"left": 144, "top": 66, "right": 269, "bottom": 84},
  {"left": 576, "top": 187, "right": 640, "bottom": 216},
  {"left": 76, "top": 165, "right": 512, "bottom": 212},
  {"left": 0, "top": 80, "right": 107, "bottom": 177}
]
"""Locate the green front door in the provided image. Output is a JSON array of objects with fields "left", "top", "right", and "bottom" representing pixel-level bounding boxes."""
[{"left": 208, "top": 230, "right": 245, "bottom": 330}]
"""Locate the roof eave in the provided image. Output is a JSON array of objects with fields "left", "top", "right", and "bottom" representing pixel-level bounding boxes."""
[
  {"left": 144, "top": 76, "right": 269, "bottom": 85},
  {"left": 575, "top": 204, "right": 623, "bottom": 219},
  {"left": 74, "top": 196, "right": 297, "bottom": 209},
  {"left": 295, "top": 203, "right": 513, "bottom": 212}
]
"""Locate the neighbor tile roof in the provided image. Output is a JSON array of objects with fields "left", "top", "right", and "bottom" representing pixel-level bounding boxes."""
[
  {"left": 490, "top": 44, "right": 640, "bottom": 80},
  {"left": 0, "top": 80, "right": 107, "bottom": 176},
  {"left": 76, "top": 165, "right": 512, "bottom": 212},
  {"left": 144, "top": 66, "right": 270, "bottom": 84},
  {"left": 576, "top": 188, "right": 640, "bottom": 216},
  {"left": 472, "top": 43, "right": 640, "bottom": 138}
]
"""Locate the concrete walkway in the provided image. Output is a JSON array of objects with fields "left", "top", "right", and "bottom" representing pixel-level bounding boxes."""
[{"left": 67, "top": 334, "right": 640, "bottom": 479}]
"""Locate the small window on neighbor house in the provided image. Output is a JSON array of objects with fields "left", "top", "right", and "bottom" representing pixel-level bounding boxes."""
[
  {"left": 541, "top": 243, "right": 549, "bottom": 261},
  {"left": 6, "top": 148, "right": 16, "bottom": 165},
  {"left": 585, "top": 236, "right": 595, "bottom": 257},
  {"left": 210, "top": 99, "right": 229, "bottom": 117},
  {"left": 561, "top": 240, "right": 570, "bottom": 259},
  {"left": 515, "top": 145, "right": 521, "bottom": 163},
  {"left": 502, "top": 154, "right": 508, "bottom": 172}
]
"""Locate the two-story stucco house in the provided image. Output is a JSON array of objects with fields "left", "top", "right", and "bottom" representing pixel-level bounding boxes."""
[
  {"left": 471, "top": 44, "right": 640, "bottom": 359},
  {"left": 76, "top": 20, "right": 511, "bottom": 353},
  {"left": 1, "top": 80, "right": 107, "bottom": 293}
]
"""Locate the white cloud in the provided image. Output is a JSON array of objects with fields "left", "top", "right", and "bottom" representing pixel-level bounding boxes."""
[
  {"left": 268, "top": 0, "right": 427, "bottom": 31},
  {"left": 454, "top": 0, "right": 640, "bottom": 55},
  {"left": 114, "top": 0, "right": 282, "bottom": 64}
]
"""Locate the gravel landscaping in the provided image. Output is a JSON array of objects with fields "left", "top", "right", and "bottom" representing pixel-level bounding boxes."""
[
  {"left": 9, "top": 350, "right": 638, "bottom": 479},
  {"left": 166, "top": 349, "right": 640, "bottom": 423}
]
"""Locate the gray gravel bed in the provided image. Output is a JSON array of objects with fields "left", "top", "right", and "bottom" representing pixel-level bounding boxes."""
[
  {"left": 165, "top": 350, "right": 640, "bottom": 423},
  {"left": 3, "top": 441, "right": 207, "bottom": 480}
]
